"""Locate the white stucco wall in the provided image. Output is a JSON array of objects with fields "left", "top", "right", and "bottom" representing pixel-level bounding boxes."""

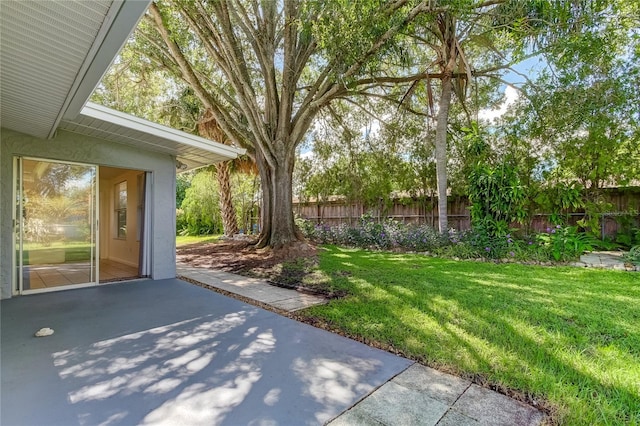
[{"left": 0, "top": 128, "right": 177, "bottom": 299}]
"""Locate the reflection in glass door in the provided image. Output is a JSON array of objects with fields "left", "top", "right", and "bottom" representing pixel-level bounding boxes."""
[{"left": 16, "top": 158, "right": 97, "bottom": 293}]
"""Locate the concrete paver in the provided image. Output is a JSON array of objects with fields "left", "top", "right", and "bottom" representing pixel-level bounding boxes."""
[
  {"left": 271, "top": 295, "right": 326, "bottom": 311},
  {"left": 340, "top": 381, "right": 450, "bottom": 426},
  {"left": 328, "top": 409, "right": 386, "bottom": 426},
  {"left": 574, "top": 251, "right": 638, "bottom": 271},
  {"left": 451, "top": 384, "right": 545, "bottom": 426},
  {"left": 392, "top": 363, "right": 471, "bottom": 405},
  {"left": 177, "top": 263, "right": 328, "bottom": 312},
  {"left": 436, "top": 410, "right": 480, "bottom": 425},
  {"left": 329, "top": 364, "right": 544, "bottom": 426}
]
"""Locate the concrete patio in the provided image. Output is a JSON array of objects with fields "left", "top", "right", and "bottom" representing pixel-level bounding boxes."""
[
  {"left": 176, "top": 267, "right": 545, "bottom": 426},
  {"left": 1, "top": 278, "right": 545, "bottom": 425},
  {"left": 1, "top": 279, "right": 410, "bottom": 425}
]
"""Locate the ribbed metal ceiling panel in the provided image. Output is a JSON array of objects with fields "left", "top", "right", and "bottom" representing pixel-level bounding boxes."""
[
  {"left": 2, "top": 1, "right": 238, "bottom": 170},
  {"left": 0, "top": 0, "right": 114, "bottom": 138}
]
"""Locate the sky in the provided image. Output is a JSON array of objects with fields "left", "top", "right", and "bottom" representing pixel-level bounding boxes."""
[
  {"left": 477, "top": 55, "right": 546, "bottom": 122},
  {"left": 478, "top": 85, "right": 520, "bottom": 122}
]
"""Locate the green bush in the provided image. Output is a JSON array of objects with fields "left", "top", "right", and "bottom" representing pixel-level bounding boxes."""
[
  {"left": 298, "top": 215, "right": 446, "bottom": 251},
  {"left": 468, "top": 157, "right": 527, "bottom": 238},
  {"left": 536, "top": 225, "right": 599, "bottom": 261},
  {"left": 300, "top": 216, "right": 598, "bottom": 263},
  {"left": 178, "top": 169, "right": 223, "bottom": 235},
  {"left": 176, "top": 169, "right": 260, "bottom": 236},
  {"left": 624, "top": 246, "right": 640, "bottom": 266}
]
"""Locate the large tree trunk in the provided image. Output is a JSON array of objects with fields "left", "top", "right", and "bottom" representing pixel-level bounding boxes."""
[
  {"left": 435, "top": 76, "right": 453, "bottom": 233},
  {"left": 255, "top": 149, "right": 272, "bottom": 247},
  {"left": 215, "top": 161, "right": 238, "bottom": 236},
  {"left": 198, "top": 112, "right": 238, "bottom": 237},
  {"left": 147, "top": 1, "right": 435, "bottom": 250},
  {"left": 255, "top": 147, "right": 300, "bottom": 249}
]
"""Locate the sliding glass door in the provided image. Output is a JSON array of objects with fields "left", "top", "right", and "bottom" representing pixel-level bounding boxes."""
[{"left": 15, "top": 158, "right": 98, "bottom": 293}]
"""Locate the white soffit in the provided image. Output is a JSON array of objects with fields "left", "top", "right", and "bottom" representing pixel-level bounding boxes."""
[
  {"left": 0, "top": 0, "right": 150, "bottom": 139},
  {"left": 60, "top": 102, "right": 246, "bottom": 170}
]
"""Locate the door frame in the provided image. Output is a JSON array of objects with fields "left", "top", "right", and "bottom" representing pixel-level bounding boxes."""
[{"left": 12, "top": 156, "right": 100, "bottom": 295}]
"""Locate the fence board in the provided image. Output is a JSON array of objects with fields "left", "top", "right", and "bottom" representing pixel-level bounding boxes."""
[{"left": 294, "top": 188, "right": 640, "bottom": 238}]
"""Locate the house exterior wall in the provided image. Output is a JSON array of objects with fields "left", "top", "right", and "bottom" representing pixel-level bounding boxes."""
[{"left": 0, "top": 128, "right": 177, "bottom": 299}]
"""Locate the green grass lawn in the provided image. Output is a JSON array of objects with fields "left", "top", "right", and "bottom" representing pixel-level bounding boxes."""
[
  {"left": 176, "top": 234, "right": 221, "bottom": 247},
  {"left": 302, "top": 245, "right": 640, "bottom": 425},
  {"left": 23, "top": 241, "right": 92, "bottom": 263}
]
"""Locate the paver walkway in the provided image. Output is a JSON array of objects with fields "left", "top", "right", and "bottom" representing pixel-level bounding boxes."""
[
  {"left": 330, "top": 364, "right": 544, "bottom": 426},
  {"left": 177, "top": 263, "right": 328, "bottom": 311},
  {"left": 574, "top": 251, "right": 638, "bottom": 271},
  {"left": 177, "top": 263, "right": 545, "bottom": 425}
]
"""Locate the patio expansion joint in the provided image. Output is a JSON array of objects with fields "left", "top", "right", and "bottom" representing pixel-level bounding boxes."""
[
  {"left": 326, "top": 361, "right": 418, "bottom": 425},
  {"left": 434, "top": 380, "right": 473, "bottom": 425}
]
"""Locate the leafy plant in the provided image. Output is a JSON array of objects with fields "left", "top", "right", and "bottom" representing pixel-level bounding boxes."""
[
  {"left": 534, "top": 182, "right": 585, "bottom": 225},
  {"left": 468, "top": 160, "right": 527, "bottom": 238},
  {"left": 576, "top": 198, "right": 614, "bottom": 237},
  {"left": 623, "top": 246, "right": 640, "bottom": 266},
  {"left": 435, "top": 241, "right": 480, "bottom": 259},
  {"left": 536, "top": 225, "right": 599, "bottom": 261},
  {"left": 300, "top": 216, "right": 606, "bottom": 264},
  {"left": 295, "top": 215, "right": 317, "bottom": 238},
  {"left": 612, "top": 213, "right": 640, "bottom": 248},
  {"left": 298, "top": 215, "right": 447, "bottom": 252}
]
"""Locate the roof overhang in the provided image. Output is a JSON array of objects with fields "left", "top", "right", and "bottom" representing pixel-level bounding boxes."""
[
  {"left": 2, "top": 0, "right": 244, "bottom": 169},
  {"left": 1, "top": 0, "right": 151, "bottom": 139},
  {"left": 60, "top": 0, "right": 153, "bottom": 124},
  {"left": 60, "top": 102, "right": 246, "bottom": 171}
]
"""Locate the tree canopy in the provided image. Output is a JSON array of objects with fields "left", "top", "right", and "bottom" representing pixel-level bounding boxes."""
[
  {"left": 95, "top": 0, "right": 639, "bottom": 245},
  {"left": 133, "top": 0, "right": 472, "bottom": 247}
]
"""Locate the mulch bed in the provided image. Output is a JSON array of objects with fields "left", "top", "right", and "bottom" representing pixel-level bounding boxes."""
[
  {"left": 177, "top": 237, "right": 337, "bottom": 295},
  {"left": 177, "top": 238, "right": 295, "bottom": 272}
]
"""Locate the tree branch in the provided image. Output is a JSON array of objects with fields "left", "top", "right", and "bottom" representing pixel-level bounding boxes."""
[{"left": 148, "top": 2, "right": 252, "bottom": 150}]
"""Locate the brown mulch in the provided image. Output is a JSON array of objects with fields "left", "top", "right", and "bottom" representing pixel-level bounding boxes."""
[
  {"left": 177, "top": 239, "right": 357, "bottom": 269},
  {"left": 176, "top": 237, "right": 333, "bottom": 293},
  {"left": 176, "top": 238, "right": 304, "bottom": 272}
]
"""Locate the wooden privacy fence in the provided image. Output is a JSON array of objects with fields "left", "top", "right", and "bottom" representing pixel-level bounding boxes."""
[
  {"left": 294, "top": 196, "right": 470, "bottom": 229},
  {"left": 293, "top": 188, "right": 640, "bottom": 238}
]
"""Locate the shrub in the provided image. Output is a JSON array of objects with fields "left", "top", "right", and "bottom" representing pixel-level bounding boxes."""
[
  {"left": 535, "top": 225, "right": 599, "bottom": 262},
  {"left": 624, "top": 246, "right": 640, "bottom": 266},
  {"left": 399, "top": 224, "right": 446, "bottom": 252},
  {"left": 298, "top": 216, "right": 446, "bottom": 251},
  {"left": 295, "top": 215, "right": 316, "bottom": 238},
  {"left": 468, "top": 160, "right": 527, "bottom": 238},
  {"left": 298, "top": 216, "right": 599, "bottom": 263}
]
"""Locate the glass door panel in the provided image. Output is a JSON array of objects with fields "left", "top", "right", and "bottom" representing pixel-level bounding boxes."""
[
  {"left": 14, "top": 158, "right": 22, "bottom": 294},
  {"left": 19, "top": 158, "right": 97, "bottom": 292}
]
